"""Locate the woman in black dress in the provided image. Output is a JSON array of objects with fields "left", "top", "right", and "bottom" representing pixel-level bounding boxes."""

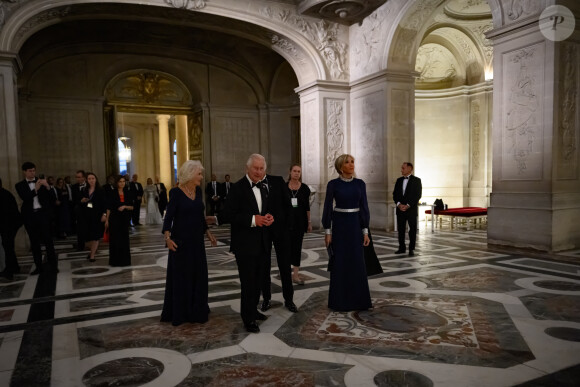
[
  {"left": 54, "top": 177, "right": 71, "bottom": 238},
  {"left": 104, "top": 175, "right": 134, "bottom": 267},
  {"left": 80, "top": 173, "right": 106, "bottom": 262},
  {"left": 287, "top": 164, "right": 311, "bottom": 285},
  {"left": 161, "top": 160, "right": 217, "bottom": 326}
]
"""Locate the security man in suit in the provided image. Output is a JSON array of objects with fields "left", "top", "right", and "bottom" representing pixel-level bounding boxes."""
[{"left": 393, "top": 162, "right": 422, "bottom": 257}]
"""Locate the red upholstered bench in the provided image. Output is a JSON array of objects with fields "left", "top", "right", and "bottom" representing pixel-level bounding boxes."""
[{"left": 425, "top": 207, "right": 487, "bottom": 230}]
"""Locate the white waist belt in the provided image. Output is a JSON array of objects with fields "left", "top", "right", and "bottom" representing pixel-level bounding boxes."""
[{"left": 334, "top": 208, "right": 359, "bottom": 213}]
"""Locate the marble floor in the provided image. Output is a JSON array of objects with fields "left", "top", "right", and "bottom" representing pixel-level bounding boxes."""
[{"left": 1, "top": 220, "right": 579, "bottom": 386}]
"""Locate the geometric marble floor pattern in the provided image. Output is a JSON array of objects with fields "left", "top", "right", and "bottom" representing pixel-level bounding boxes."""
[{"left": 1, "top": 222, "right": 579, "bottom": 386}]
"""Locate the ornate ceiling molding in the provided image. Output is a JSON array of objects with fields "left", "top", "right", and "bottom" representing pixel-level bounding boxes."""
[{"left": 297, "top": 0, "right": 387, "bottom": 26}]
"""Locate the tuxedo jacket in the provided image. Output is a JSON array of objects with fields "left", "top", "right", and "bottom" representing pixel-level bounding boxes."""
[
  {"left": 156, "top": 183, "right": 168, "bottom": 206},
  {"left": 205, "top": 181, "right": 220, "bottom": 199},
  {"left": 218, "top": 181, "right": 232, "bottom": 201},
  {"left": 393, "top": 175, "right": 422, "bottom": 216},
  {"left": 130, "top": 182, "right": 144, "bottom": 203},
  {"left": 0, "top": 188, "right": 23, "bottom": 232},
  {"left": 15, "top": 179, "right": 53, "bottom": 220},
  {"left": 219, "top": 176, "right": 273, "bottom": 256},
  {"left": 71, "top": 183, "right": 86, "bottom": 206}
]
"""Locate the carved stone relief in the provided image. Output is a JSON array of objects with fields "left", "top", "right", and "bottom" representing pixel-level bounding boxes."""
[
  {"left": 351, "top": 5, "right": 390, "bottom": 79},
  {"left": 354, "top": 92, "right": 383, "bottom": 183},
  {"left": 260, "top": 5, "right": 349, "bottom": 80},
  {"left": 303, "top": 99, "right": 320, "bottom": 182},
  {"left": 505, "top": 0, "right": 540, "bottom": 21},
  {"left": 415, "top": 44, "right": 460, "bottom": 88},
  {"left": 0, "top": 0, "right": 18, "bottom": 29},
  {"left": 15, "top": 6, "right": 72, "bottom": 42},
  {"left": 164, "top": 0, "right": 206, "bottom": 10},
  {"left": 326, "top": 99, "right": 345, "bottom": 175},
  {"left": 557, "top": 43, "right": 578, "bottom": 179},
  {"left": 471, "top": 99, "right": 481, "bottom": 177},
  {"left": 502, "top": 45, "right": 543, "bottom": 179},
  {"left": 189, "top": 112, "right": 203, "bottom": 150},
  {"left": 271, "top": 34, "right": 307, "bottom": 65}
]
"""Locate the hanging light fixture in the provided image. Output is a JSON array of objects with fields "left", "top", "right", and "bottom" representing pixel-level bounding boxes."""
[{"left": 118, "top": 112, "right": 132, "bottom": 162}]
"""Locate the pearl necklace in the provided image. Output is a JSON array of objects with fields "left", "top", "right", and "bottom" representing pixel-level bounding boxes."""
[
  {"left": 339, "top": 176, "right": 354, "bottom": 182},
  {"left": 183, "top": 184, "right": 195, "bottom": 199}
]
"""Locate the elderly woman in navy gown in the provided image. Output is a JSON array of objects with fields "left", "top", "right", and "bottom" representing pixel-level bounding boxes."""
[
  {"left": 161, "top": 160, "right": 217, "bottom": 326},
  {"left": 322, "top": 154, "right": 372, "bottom": 311}
]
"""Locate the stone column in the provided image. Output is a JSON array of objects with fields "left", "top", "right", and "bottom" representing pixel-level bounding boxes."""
[
  {"left": 157, "top": 114, "right": 172, "bottom": 189},
  {"left": 486, "top": 7, "right": 580, "bottom": 251},
  {"left": 175, "top": 114, "right": 188, "bottom": 169},
  {"left": 0, "top": 54, "right": 22, "bottom": 190}
]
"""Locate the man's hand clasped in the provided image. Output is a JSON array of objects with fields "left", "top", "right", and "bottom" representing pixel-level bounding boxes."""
[{"left": 255, "top": 213, "right": 274, "bottom": 227}]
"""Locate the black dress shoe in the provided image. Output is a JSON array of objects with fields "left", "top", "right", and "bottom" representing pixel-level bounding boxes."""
[
  {"left": 245, "top": 322, "right": 260, "bottom": 333},
  {"left": 30, "top": 268, "right": 41, "bottom": 275},
  {"left": 408, "top": 251, "right": 415, "bottom": 257},
  {"left": 394, "top": 249, "right": 406, "bottom": 254},
  {"left": 260, "top": 300, "right": 271, "bottom": 312},
  {"left": 285, "top": 301, "right": 298, "bottom": 313},
  {"left": 256, "top": 311, "right": 268, "bottom": 321}
]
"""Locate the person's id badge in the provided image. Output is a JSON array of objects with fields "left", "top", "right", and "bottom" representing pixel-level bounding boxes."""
[
  {"left": 291, "top": 198, "right": 298, "bottom": 207},
  {"left": 87, "top": 202, "right": 93, "bottom": 208}
]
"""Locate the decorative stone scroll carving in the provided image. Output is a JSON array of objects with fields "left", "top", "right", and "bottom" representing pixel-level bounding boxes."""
[
  {"left": 271, "top": 35, "right": 306, "bottom": 65},
  {"left": 260, "top": 6, "right": 349, "bottom": 81},
  {"left": 164, "top": 0, "right": 206, "bottom": 10},
  {"left": 326, "top": 99, "right": 345, "bottom": 174},
  {"left": 351, "top": 6, "right": 389, "bottom": 77},
  {"left": 471, "top": 100, "right": 481, "bottom": 173},
  {"left": 15, "top": 6, "right": 72, "bottom": 41},
  {"left": 503, "top": 46, "right": 542, "bottom": 178},
  {"left": 558, "top": 43, "right": 578, "bottom": 179}
]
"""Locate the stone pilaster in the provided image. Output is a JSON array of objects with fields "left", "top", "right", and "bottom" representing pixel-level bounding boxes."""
[
  {"left": 157, "top": 114, "right": 172, "bottom": 189},
  {"left": 0, "top": 53, "right": 21, "bottom": 190}
]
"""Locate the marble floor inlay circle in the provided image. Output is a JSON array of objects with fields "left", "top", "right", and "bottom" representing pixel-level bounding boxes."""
[
  {"left": 83, "top": 357, "right": 163, "bottom": 386},
  {"left": 374, "top": 370, "right": 434, "bottom": 387},
  {"left": 72, "top": 267, "right": 110, "bottom": 275},
  {"left": 544, "top": 327, "right": 580, "bottom": 342},
  {"left": 379, "top": 281, "right": 411, "bottom": 288},
  {"left": 355, "top": 305, "right": 447, "bottom": 333},
  {"left": 533, "top": 280, "right": 580, "bottom": 292}
]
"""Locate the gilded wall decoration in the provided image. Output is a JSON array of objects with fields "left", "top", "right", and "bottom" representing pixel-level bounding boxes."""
[
  {"left": 261, "top": 6, "right": 349, "bottom": 80},
  {"left": 106, "top": 71, "right": 191, "bottom": 106},
  {"left": 558, "top": 43, "right": 578, "bottom": 179},
  {"left": 503, "top": 46, "right": 543, "bottom": 178},
  {"left": 506, "top": 0, "right": 540, "bottom": 21},
  {"left": 190, "top": 112, "right": 203, "bottom": 150},
  {"left": 326, "top": 99, "right": 345, "bottom": 174},
  {"left": 164, "top": 0, "right": 206, "bottom": 10}
]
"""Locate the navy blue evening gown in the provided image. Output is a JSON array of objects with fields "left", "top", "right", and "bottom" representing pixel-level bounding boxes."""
[
  {"left": 321, "top": 178, "right": 372, "bottom": 311},
  {"left": 161, "top": 186, "right": 210, "bottom": 325}
]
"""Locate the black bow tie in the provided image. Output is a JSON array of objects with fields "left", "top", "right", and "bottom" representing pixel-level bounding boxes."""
[
  {"left": 251, "top": 181, "right": 262, "bottom": 189},
  {"left": 403, "top": 176, "right": 409, "bottom": 180}
]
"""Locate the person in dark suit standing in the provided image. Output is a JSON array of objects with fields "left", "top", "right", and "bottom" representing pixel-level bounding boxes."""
[
  {"left": 205, "top": 174, "right": 221, "bottom": 215},
  {"left": 219, "top": 174, "right": 231, "bottom": 204},
  {"left": 71, "top": 170, "right": 87, "bottom": 251},
  {"left": 130, "top": 174, "right": 144, "bottom": 226},
  {"left": 155, "top": 176, "right": 168, "bottom": 217},
  {"left": 259, "top": 173, "right": 298, "bottom": 314},
  {"left": 0, "top": 178, "right": 23, "bottom": 280},
  {"left": 393, "top": 162, "right": 422, "bottom": 257},
  {"left": 15, "top": 162, "right": 59, "bottom": 274},
  {"left": 208, "top": 154, "right": 273, "bottom": 333}
]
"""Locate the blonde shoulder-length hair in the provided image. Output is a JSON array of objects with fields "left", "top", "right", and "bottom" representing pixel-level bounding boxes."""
[
  {"left": 178, "top": 160, "right": 204, "bottom": 185},
  {"left": 334, "top": 154, "right": 355, "bottom": 175}
]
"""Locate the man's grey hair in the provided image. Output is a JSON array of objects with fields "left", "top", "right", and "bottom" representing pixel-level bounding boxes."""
[
  {"left": 246, "top": 153, "right": 267, "bottom": 170},
  {"left": 178, "top": 160, "right": 204, "bottom": 185}
]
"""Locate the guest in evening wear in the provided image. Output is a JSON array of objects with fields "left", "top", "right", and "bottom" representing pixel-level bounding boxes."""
[
  {"left": 130, "top": 174, "right": 144, "bottom": 226},
  {"left": 286, "top": 164, "right": 311, "bottom": 285},
  {"left": 161, "top": 160, "right": 217, "bottom": 326},
  {"left": 393, "top": 162, "right": 422, "bottom": 257},
  {"left": 0, "top": 177, "right": 23, "bottom": 280},
  {"left": 54, "top": 177, "right": 72, "bottom": 238},
  {"left": 80, "top": 173, "right": 106, "bottom": 262},
  {"left": 322, "top": 154, "right": 372, "bottom": 312},
  {"left": 15, "top": 162, "right": 59, "bottom": 274},
  {"left": 71, "top": 170, "right": 87, "bottom": 251},
  {"left": 205, "top": 174, "right": 221, "bottom": 215},
  {"left": 105, "top": 175, "right": 134, "bottom": 267},
  {"left": 155, "top": 176, "right": 168, "bottom": 217},
  {"left": 144, "top": 178, "right": 163, "bottom": 225}
]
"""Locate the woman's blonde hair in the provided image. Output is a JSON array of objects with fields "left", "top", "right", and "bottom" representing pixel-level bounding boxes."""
[
  {"left": 178, "top": 160, "right": 204, "bottom": 185},
  {"left": 334, "top": 154, "right": 354, "bottom": 175}
]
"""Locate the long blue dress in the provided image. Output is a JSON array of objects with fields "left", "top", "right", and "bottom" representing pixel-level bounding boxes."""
[
  {"left": 321, "top": 178, "right": 372, "bottom": 311},
  {"left": 161, "top": 186, "right": 210, "bottom": 325}
]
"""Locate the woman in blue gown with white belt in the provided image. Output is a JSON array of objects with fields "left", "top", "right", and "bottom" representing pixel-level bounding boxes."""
[{"left": 322, "top": 154, "right": 373, "bottom": 311}]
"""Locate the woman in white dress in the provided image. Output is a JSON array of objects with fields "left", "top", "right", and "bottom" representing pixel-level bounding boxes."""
[{"left": 144, "top": 178, "right": 163, "bottom": 225}]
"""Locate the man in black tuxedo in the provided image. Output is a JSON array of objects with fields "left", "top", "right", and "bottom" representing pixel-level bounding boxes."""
[
  {"left": 205, "top": 174, "right": 221, "bottom": 215},
  {"left": 219, "top": 174, "right": 231, "bottom": 204},
  {"left": 154, "top": 176, "right": 168, "bottom": 217},
  {"left": 259, "top": 174, "right": 298, "bottom": 314},
  {"left": 15, "top": 162, "right": 58, "bottom": 274},
  {"left": 0, "top": 178, "right": 23, "bottom": 280},
  {"left": 130, "top": 174, "right": 144, "bottom": 226},
  {"left": 71, "top": 170, "right": 86, "bottom": 251},
  {"left": 393, "top": 162, "right": 422, "bottom": 256},
  {"left": 209, "top": 154, "right": 274, "bottom": 333}
]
